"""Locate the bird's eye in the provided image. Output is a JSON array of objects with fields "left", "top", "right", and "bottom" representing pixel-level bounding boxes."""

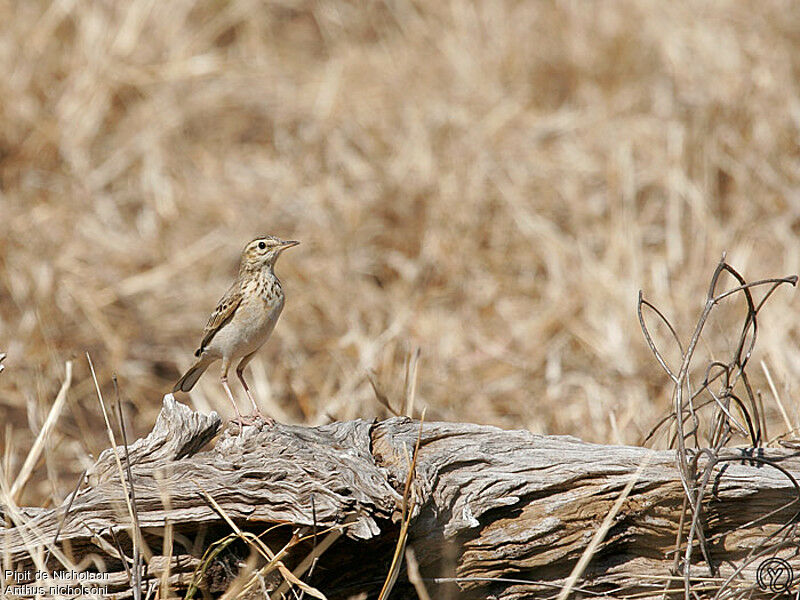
[{"left": 258, "top": 241, "right": 266, "bottom": 250}]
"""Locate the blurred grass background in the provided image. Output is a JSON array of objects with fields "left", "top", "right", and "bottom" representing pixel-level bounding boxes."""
[{"left": 1, "top": 0, "right": 799, "bottom": 506}]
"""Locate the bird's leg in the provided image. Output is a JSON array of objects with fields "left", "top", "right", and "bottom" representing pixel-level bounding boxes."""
[
  {"left": 220, "top": 359, "right": 255, "bottom": 429},
  {"left": 220, "top": 374, "right": 246, "bottom": 428},
  {"left": 236, "top": 353, "right": 275, "bottom": 426}
]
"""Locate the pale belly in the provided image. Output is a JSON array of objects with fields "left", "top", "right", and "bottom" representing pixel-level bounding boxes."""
[{"left": 204, "top": 296, "right": 284, "bottom": 361}]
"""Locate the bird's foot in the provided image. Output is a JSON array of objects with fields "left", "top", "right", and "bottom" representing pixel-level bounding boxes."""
[
  {"left": 248, "top": 411, "right": 276, "bottom": 427},
  {"left": 230, "top": 413, "right": 274, "bottom": 432}
]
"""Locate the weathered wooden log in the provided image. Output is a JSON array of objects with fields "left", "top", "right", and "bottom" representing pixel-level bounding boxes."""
[{"left": 3, "top": 397, "right": 800, "bottom": 599}]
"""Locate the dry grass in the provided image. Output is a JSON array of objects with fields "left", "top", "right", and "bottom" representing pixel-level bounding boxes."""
[{"left": 1, "top": 0, "right": 799, "bottom": 509}]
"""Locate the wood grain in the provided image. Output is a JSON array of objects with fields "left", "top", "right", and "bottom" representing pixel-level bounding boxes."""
[{"left": 3, "top": 397, "right": 799, "bottom": 599}]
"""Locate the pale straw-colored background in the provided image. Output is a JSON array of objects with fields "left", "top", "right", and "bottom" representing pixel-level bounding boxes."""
[{"left": 1, "top": 1, "right": 799, "bottom": 504}]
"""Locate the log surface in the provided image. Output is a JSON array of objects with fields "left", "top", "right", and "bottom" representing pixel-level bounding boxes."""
[{"left": 3, "top": 397, "right": 800, "bottom": 599}]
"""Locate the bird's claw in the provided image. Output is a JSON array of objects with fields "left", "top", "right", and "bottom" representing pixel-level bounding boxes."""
[
  {"left": 232, "top": 413, "right": 275, "bottom": 430},
  {"left": 250, "top": 411, "right": 276, "bottom": 427}
]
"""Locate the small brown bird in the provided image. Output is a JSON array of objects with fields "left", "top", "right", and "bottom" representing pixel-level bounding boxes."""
[{"left": 173, "top": 235, "right": 299, "bottom": 426}]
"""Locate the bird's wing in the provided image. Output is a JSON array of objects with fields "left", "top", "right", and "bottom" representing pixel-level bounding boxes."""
[{"left": 195, "top": 282, "right": 243, "bottom": 356}]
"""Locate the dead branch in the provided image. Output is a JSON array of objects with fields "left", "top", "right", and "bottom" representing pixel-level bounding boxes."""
[
  {"left": 3, "top": 397, "right": 800, "bottom": 599},
  {"left": 639, "top": 258, "right": 798, "bottom": 598}
]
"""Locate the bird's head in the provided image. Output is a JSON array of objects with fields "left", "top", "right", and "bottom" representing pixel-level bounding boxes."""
[{"left": 241, "top": 235, "right": 300, "bottom": 271}]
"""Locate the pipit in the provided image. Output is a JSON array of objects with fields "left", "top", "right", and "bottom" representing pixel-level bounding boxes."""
[{"left": 173, "top": 235, "right": 299, "bottom": 427}]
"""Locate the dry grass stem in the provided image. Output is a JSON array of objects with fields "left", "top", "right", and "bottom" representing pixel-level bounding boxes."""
[
  {"left": 760, "top": 359, "right": 793, "bottom": 433},
  {"left": 378, "top": 409, "right": 425, "bottom": 600},
  {"left": 88, "top": 353, "right": 148, "bottom": 596},
  {"left": 404, "top": 546, "right": 432, "bottom": 600},
  {"left": 402, "top": 347, "right": 421, "bottom": 417},
  {"left": 192, "top": 480, "right": 328, "bottom": 600},
  {"left": 115, "top": 374, "right": 144, "bottom": 600},
  {"left": 367, "top": 372, "right": 400, "bottom": 417},
  {"left": 274, "top": 528, "right": 342, "bottom": 599},
  {"left": 46, "top": 466, "right": 87, "bottom": 564},
  {"left": 557, "top": 450, "right": 655, "bottom": 600},
  {"left": 159, "top": 519, "right": 173, "bottom": 598},
  {"left": 10, "top": 360, "right": 72, "bottom": 502}
]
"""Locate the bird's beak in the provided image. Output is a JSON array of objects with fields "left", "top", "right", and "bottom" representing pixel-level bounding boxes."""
[{"left": 279, "top": 240, "right": 300, "bottom": 250}]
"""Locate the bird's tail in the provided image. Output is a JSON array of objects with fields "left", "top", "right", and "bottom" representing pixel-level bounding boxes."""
[{"left": 173, "top": 357, "right": 214, "bottom": 393}]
